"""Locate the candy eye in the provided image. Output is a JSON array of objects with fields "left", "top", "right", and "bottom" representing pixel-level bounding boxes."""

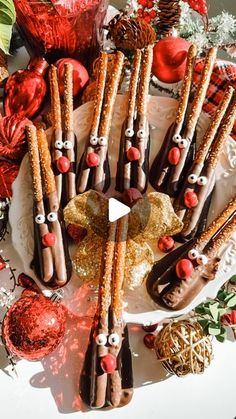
[
  {"left": 187, "top": 173, "right": 198, "bottom": 184},
  {"left": 90, "top": 135, "right": 98, "bottom": 146},
  {"left": 108, "top": 333, "right": 120, "bottom": 346},
  {"left": 137, "top": 129, "right": 145, "bottom": 139},
  {"left": 55, "top": 140, "right": 63, "bottom": 150},
  {"left": 197, "top": 254, "right": 208, "bottom": 265},
  {"left": 63, "top": 140, "right": 73, "bottom": 150},
  {"left": 178, "top": 139, "right": 188, "bottom": 149},
  {"left": 197, "top": 176, "right": 208, "bottom": 186},
  {"left": 98, "top": 136, "right": 107, "bottom": 146},
  {"left": 125, "top": 127, "right": 134, "bottom": 137},
  {"left": 188, "top": 248, "right": 199, "bottom": 260},
  {"left": 95, "top": 333, "right": 107, "bottom": 346},
  {"left": 35, "top": 214, "right": 45, "bottom": 224},
  {"left": 47, "top": 212, "right": 58, "bottom": 222},
  {"left": 172, "top": 134, "right": 181, "bottom": 143}
]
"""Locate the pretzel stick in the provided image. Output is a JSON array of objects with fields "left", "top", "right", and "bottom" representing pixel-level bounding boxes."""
[
  {"left": 205, "top": 214, "right": 236, "bottom": 256},
  {"left": 37, "top": 128, "right": 68, "bottom": 287},
  {"left": 135, "top": 46, "right": 153, "bottom": 192},
  {"left": 93, "top": 51, "right": 124, "bottom": 191},
  {"left": 26, "top": 125, "right": 54, "bottom": 283},
  {"left": 124, "top": 50, "right": 142, "bottom": 189},
  {"left": 63, "top": 62, "right": 76, "bottom": 204},
  {"left": 175, "top": 44, "right": 197, "bottom": 132},
  {"left": 91, "top": 221, "right": 117, "bottom": 408},
  {"left": 109, "top": 215, "right": 129, "bottom": 407},
  {"left": 77, "top": 52, "right": 108, "bottom": 194},
  {"left": 49, "top": 65, "right": 63, "bottom": 200}
]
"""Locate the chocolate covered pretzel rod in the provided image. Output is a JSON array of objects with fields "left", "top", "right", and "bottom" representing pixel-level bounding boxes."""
[
  {"left": 174, "top": 87, "right": 235, "bottom": 241},
  {"left": 150, "top": 47, "right": 217, "bottom": 197},
  {"left": 27, "top": 125, "right": 72, "bottom": 288},
  {"left": 49, "top": 64, "right": 76, "bottom": 207},
  {"left": 147, "top": 195, "right": 236, "bottom": 310},
  {"left": 77, "top": 51, "right": 124, "bottom": 194}
]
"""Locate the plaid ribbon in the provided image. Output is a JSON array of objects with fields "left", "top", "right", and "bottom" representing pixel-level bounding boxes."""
[{"left": 193, "top": 59, "right": 236, "bottom": 139}]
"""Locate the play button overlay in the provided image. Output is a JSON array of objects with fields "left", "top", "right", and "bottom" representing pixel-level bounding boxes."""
[{"left": 108, "top": 198, "right": 130, "bottom": 222}]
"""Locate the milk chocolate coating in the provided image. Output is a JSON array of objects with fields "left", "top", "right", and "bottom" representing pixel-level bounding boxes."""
[
  {"left": 80, "top": 322, "right": 133, "bottom": 409},
  {"left": 149, "top": 122, "right": 196, "bottom": 197}
]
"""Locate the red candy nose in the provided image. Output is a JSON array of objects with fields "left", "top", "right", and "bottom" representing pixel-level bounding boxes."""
[
  {"left": 168, "top": 147, "right": 180, "bottom": 165},
  {"left": 127, "top": 147, "right": 140, "bottom": 161},
  {"left": 42, "top": 233, "right": 56, "bottom": 247},
  {"left": 184, "top": 190, "right": 198, "bottom": 208},
  {"left": 176, "top": 259, "right": 194, "bottom": 279},
  {"left": 86, "top": 152, "right": 100, "bottom": 167},
  {"left": 100, "top": 353, "right": 117, "bottom": 374},
  {"left": 56, "top": 156, "right": 70, "bottom": 173}
]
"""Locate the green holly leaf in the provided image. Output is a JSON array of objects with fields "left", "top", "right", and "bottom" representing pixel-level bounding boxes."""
[
  {"left": 208, "top": 323, "right": 221, "bottom": 336},
  {"left": 209, "top": 302, "right": 220, "bottom": 322},
  {"left": 216, "top": 328, "right": 227, "bottom": 343},
  {"left": 226, "top": 295, "right": 236, "bottom": 308},
  {"left": 229, "top": 275, "right": 236, "bottom": 284},
  {"left": 0, "top": 0, "right": 15, "bottom": 54},
  {"left": 198, "top": 319, "right": 210, "bottom": 330},
  {"left": 217, "top": 290, "right": 228, "bottom": 301}
]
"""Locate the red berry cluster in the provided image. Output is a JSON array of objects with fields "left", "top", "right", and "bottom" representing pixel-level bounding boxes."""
[
  {"left": 183, "top": 0, "right": 208, "bottom": 16},
  {"left": 137, "top": 0, "right": 157, "bottom": 24}
]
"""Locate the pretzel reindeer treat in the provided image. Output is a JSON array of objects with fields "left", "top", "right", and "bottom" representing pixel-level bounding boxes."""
[
  {"left": 116, "top": 46, "right": 153, "bottom": 193},
  {"left": 81, "top": 215, "right": 133, "bottom": 409},
  {"left": 49, "top": 63, "right": 76, "bottom": 208},
  {"left": 77, "top": 51, "right": 124, "bottom": 194},
  {"left": 26, "top": 125, "right": 72, "bottom": 289},
  {"left": 147, "top": 196, "right": 236, "bottom": 310},
  {"left": 174, "top": 87, "right": 236, "bottom": 241},
  {"left": 150, "top": 46, "right": 217, "bottom": 197}
]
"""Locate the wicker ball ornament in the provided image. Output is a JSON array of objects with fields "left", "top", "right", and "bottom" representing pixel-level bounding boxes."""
[{"left": 155, "top": 320, "right": 213, "bottom": 376}]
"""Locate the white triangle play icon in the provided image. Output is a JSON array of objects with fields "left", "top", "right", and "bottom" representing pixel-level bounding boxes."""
[{"left": 108, "top": 198, "right": 130, "bottom": 222}]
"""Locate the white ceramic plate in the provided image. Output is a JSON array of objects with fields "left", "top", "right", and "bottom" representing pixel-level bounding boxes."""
[{"left": 9, "top": 96, "right": 236, "bottom": 324}]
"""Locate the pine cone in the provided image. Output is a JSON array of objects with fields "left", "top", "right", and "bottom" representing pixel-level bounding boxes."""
[
  {"left": 108, "top": 15, "right": 156, "bottom": 50},
  {"left": 157, "top": 0, "right": 181, "bottom": 37},
  {"left": 0, "top": 49, "right": 9, "bottom": 83}
]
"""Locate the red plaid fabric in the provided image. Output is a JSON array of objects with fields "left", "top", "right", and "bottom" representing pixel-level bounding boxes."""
[{"left": 193, "top": 59, "right": 236, "bottom": 139}]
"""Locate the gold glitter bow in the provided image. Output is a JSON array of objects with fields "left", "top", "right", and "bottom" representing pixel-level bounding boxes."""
[{"left": 64, "top": 190, "right": 183, "bottom": 289}]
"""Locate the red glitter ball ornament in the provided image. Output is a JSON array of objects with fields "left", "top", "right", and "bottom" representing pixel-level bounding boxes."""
[
  {"left": 158, "top": 236, "right": 175, "bottom": 253},
  {"left": 176, "top": 259, "right": 194, "bottom": 279},
  {"left": 0, "top": 114, "right": 32, "bottom": 161},
  {"left": 42, "top": 232, "right": 56, "bottom": 247},
  {"left": 0, "top": 161, "right": 19, "bottom": 198},
  {"left": 100, "top": 353, "right": 117, "bottom": 373},
  {"left": 86, "top": 152, "right": 100, "bottom": 167},
  {"left": 2, "top": 294, "right": 66, "bottom": 360},
  {"left": 55, "top": 58, "right": 89, "bottom": 97},
  {"left": 168, "top": 147, "right": 180, "bottom": 165},
  {"left": 127, "top": 147, "right": 140, "bottom": 161},
  {"left": 184, "top": 190, "right": 198, "bottom": 208},
  {"left": 56, "top": 156, "right": 70, "bottom": 173}
]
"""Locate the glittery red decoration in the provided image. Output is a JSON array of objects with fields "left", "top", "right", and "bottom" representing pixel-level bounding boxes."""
[
  {"left": 0, "top": 114, "right": 31, "bottom": 161},
  {"left": 2, "top": 294, "right": 66, "bottom": 360},
  {"left": 0, "top": 161, "right": 19, "bottom": 198}
]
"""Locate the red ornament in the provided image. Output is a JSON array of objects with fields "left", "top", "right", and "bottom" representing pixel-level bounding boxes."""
[
  {"left": 152, "top": 37, "right": 190, "bottom": 83},
  {"left": 158, "top": 236, "right": 175, "bottom": 253},
  {"left": 55, "top": 58, "right": 89, "bottom": 97},
  {"left": 0, "top": 161, "right": 19, "bottom": 198},
  {"left": 56, "top": 156, "right": 70, "bottom": 173},
  {"left": 142, "top": 323, "right": 158, "bottom": 333},
  {"left": 100, "top": 353, "right": 117, "bottom": 373},
  {"left": 176, "top": 259, "right": 194, "bottom": 279},
  {"left": 67, "top": 223, "right": 87, "bottom": 243},
  {"left": 127, "top": 147, "right": 141, "bottom": 161},
  {"left": 183, "top": 0, "right": 208, "bottom": 15},
  {"left": 86, "top": 152, "right": 100, "bottom": 167},
  {"left": 147, "top": 1, "right": 154, "bottom": 8},
  {"left": 4, "top": 57, "right": 49, "bottom": 119},
  {"left": 42, "top": 232, "right": 56, "bottom": 247},
  {"left": 143, "top": 333, "right": 155, "bottom": 349},
  {"left": 122, "top": 188, "right": 143, "bottom": 208},
  {"left": 221, "top": 310, "right": 236, "bottom": 325},
  {"left": 2, "top": 294, "right": 66, "bottom": 360},
  {"left": 143, "top": 15, "right": 152, "bottom": 23},
  {"left": 184, "top": 190, "right": 198, "bottom": 208},
  {"left": 149, "top": 9, "right": 157, "bottom": 18},
  {"left": 168, "top": 147, "right": 180, "bottom": 165},
  {"left": 0, "top": 114, "right": 32, "bottom": 161}
]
